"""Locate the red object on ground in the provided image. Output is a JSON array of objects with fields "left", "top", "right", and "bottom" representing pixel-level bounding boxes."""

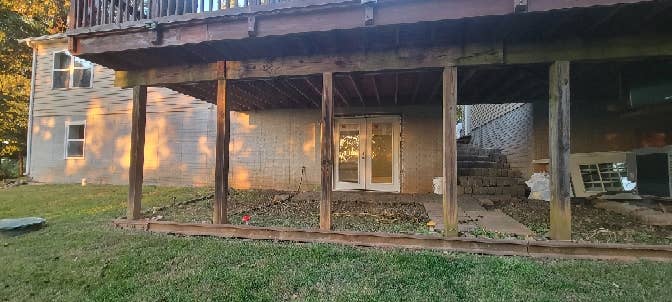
[{"left": 242, "top": 215, "right": 251, "bottom": 224}]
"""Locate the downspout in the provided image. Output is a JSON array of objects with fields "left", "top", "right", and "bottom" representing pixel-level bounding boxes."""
[{"left": 24, "top": 42, "right": 38, "bottom": 176}]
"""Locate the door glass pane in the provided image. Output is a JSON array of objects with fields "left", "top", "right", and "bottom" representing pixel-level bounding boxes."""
[
  {"left": 338, "top": 123, "right": 360, "bottom": 183},
  {"left": 371, "top": 122, "right": 393, "bottom": 184}
]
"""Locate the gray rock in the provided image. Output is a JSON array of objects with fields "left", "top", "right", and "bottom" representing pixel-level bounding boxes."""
[{"left": 0, "top": 217, "right": 46, "bottom": 231}]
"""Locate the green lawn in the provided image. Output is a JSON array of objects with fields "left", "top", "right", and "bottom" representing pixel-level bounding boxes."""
[{"left": 1, "top": 185, "right": 671, "bottom": 301}]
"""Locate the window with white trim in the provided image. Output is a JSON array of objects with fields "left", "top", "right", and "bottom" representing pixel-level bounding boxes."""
[
  {"left": 65, "top": 121, "right": 86, "bottom": 159},
  {"left": 53, "top": 51, "right": 93, "bottom": 89}
]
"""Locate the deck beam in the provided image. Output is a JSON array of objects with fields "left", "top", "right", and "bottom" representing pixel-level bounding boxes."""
[
  {"left": 114, "top": 34, "right": 672, "bottom": 87},
  {"left": 127, "top": 85, "right": 147, "bottom": 220},
  {"left": 548, "top": 61, "right": 572, "bottom": 240}
]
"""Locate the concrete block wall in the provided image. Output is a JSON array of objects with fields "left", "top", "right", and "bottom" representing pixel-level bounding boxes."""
[
  {"left": 532, "top": 98, "right": 672, "bottom": 159},
  {"left": 469, "top": 104, "right": 534, "bottom": 178},
  {"left": 229, "top": 110, "right": 321, "bottom": 191},
  {"left": 400, "top": 108, "right": 442, "bottom": 192},
  {"left": 669, "top": 151, "right": 672, "bottom": 197},
  {"left": 229, "top": 107, "right": 443, "bottom": 193}
]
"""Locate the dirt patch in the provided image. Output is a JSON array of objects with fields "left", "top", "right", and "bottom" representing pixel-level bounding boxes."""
[
  {"left": 151, "top": 190, "right": 430, "bottom": 234},
  {"left": 492, "top": 199, "right": 672, "bottom": 245}
]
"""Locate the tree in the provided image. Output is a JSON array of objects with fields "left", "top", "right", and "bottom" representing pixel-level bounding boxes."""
[{"left": 0, "top": 2, "right": 69, "bottom": 174}]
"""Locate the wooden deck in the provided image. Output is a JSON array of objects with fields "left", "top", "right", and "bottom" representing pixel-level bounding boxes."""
[{"left": 68, "top": 0, "right": 672, "bottom": 245}]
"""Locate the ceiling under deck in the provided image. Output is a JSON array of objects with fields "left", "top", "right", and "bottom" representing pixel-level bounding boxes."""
[{"left": 163, "top": 60, "right": 672, "bottom": 111}]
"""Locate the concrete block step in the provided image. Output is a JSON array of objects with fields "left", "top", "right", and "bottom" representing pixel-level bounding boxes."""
[
  {"left": 457, "top": 161, "right": 509, "bottom": 169},
  {"left": 457, "top": 149, "right": 501, "bottom": 156},
  {"left": 458, "top": 168, "right": 522, "bottom": 178},
  {"left": 458, "top": 176, "right": 525, "bottom": 187},
  {"left": 457, "top": 155, "right": 494, "bottom": 162},
  {"left": 458, "top": 152, "right": 508, "bottom": 161},
  {"left": 458, "top": 185, "right": 527, "bottom": 197}
]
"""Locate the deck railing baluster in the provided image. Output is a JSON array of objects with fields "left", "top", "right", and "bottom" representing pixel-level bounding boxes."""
[
  {"left": 69, "top": 0, "right": 329, "bottom": 29},
  {"left": 119, "top": 0, "right": 124, "bottom": 23},
  {"left": 74, "top": 0, "right": 79, "bottom": 27},
  {"left": 116, "top": 0, "right": 121, "bottom": 24}
]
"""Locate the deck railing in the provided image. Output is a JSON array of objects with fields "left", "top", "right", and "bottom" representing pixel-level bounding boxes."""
[{"left": 69, "top": 0, "right": 291, "bottom": 29}]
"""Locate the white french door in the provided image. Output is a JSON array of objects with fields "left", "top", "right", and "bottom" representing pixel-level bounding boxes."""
[{"left": 334, "top": 116, "right": 400, "bottom": 192}]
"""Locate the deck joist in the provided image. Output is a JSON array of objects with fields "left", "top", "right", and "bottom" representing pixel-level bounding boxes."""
[{"left": 113, "top": 219, "right": 672, "bottom": 262}]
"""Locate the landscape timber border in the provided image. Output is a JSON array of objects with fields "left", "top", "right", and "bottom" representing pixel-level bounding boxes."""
[{"left": 113, "top": 219, "right": 672, "bottom": 262}]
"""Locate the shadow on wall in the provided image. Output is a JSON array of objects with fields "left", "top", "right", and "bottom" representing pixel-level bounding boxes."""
[{"left": 32, "top": 97, "right": 324, "bottom": 189}]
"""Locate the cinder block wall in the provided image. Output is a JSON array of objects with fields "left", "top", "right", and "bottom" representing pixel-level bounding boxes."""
[
  {"left": 468, "top": 103, "right": 534, "bottom": 178},
  {"left": 532, "top": 98, "right": 672, "bottom": 159},
  {"left": 229, "top": 107, "right": 443, "bottom": 193}
]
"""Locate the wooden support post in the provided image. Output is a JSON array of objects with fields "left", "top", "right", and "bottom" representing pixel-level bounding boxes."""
[
  {"left": 213, "top": 78, "right": 230, "bottom": 224},
  {"left": 320, "top": 72, "right": 334, "bottom": 230},
  {"left": 128, "top": 85, "right": 147, "bottom": 220},
  {"left": 442, "top": 67, "right": 458, "bottom": 237},
  {"left": 549, "top": 61, "right": 572, "bottom": 240}
]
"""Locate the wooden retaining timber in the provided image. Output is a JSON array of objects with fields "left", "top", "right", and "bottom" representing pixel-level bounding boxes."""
[{"left": 113, "top": 219, "right": 672, "bottom": 262}]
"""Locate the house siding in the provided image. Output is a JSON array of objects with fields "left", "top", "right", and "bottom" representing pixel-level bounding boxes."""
[{"left": 29, "top": 39, "right": 217, "bottom": 186}]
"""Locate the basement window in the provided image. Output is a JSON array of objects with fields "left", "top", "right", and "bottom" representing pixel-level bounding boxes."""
[
  {"left": 52, "top": 51, "right": 93, "bottom": 89},
  {"left": 579, "top": 162, "right": 628, "bottom": 192},
  {"left": 65, "top": 121, "right": 86, "bottom": 159}
]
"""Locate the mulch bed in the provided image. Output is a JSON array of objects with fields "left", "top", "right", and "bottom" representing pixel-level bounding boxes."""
[
  {"left": 149, "top": 189, "right": 430, "bottom": 234},
  {"left": 491, "top": 199, "right": 672, "bottom": 245}
]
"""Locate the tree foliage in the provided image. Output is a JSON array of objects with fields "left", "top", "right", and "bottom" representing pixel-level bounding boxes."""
[{"left": 0, "top": 1, "right": 69, "bottom": 158}]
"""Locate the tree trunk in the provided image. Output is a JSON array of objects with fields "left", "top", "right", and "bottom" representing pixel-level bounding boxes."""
[{"left": 17, "top": 154, "right": 24, "bottom": 177}]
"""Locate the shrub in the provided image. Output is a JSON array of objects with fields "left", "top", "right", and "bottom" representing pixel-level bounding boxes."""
[{"left": 0, "top": 158, "right": 19, "bottom": 180}]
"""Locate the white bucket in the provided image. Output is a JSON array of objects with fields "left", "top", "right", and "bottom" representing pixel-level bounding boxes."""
[{"left": 432, "top": 177, "right": 443, "bottom": 195}]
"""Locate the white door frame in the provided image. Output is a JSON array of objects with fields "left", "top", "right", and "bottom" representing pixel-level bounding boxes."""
[
  {"left": 334, "top": 118, "right": 366, "bottom": 190},
  {"left": 334, "top": 116, "right": 401, "bottom": 192}
]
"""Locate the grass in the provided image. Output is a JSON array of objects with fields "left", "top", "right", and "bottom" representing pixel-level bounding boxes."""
[{"left": 1, "top": 185, "right": 671, "bottom": 301}]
